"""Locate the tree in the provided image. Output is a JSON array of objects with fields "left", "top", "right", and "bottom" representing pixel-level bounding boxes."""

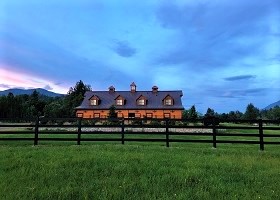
[
  {"left": 108, "top": 105, "right": 117, "bottom": 119},
  {"left": 264, "top": 106, "right": 280, "bottom": 120},
  {"left": 205, "top": 108, "right": 215, "bottom": 117},
  {"left": 64, "top": 80, "right": 92, "bottom": 117},
  {"left": 243, "top": 103, "right": 259, "bottom": 120},
  {"left": 182, "top": 109, "right": 188, "bottom": 120},
  {"left": 189, "top": 105, "right": 198, "bottom": 120}
]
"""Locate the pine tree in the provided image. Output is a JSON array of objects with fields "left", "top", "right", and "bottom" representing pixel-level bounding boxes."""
[
  {"left": 243, "top": 103, "right": 259, "bottom": 120},
  {"left": 108, "top": 105, "right": 117, "bottom": 119},
  {"left": 189, "top": 105, "right": 198, "bottom": 120}
]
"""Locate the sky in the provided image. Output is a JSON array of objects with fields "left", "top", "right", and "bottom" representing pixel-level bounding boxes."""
[{"left": 0, "top": 0, "right": 279, "bottom": 113}]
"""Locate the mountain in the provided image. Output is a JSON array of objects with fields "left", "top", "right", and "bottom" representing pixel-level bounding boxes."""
[
  {"left": 264, "top": 100, "right": 280, "bottom": 110},
  {"left": 0, "top": 88, "right": 64, "bottom": 97}
]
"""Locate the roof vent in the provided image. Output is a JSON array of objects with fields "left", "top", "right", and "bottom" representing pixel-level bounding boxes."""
[
  {"left": 108, "top": 86, "right": 115, "bottom": 93},
  {"left": 152, "top": 86, "right": 158, "bottom": 93}
]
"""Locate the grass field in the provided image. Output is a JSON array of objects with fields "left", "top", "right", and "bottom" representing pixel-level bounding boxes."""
[
  {"left": 0, "top": 122, "right": 279, "bottom": 199},
  {"left": 0, "top": 144, "right": 279, "bottom": 200}
]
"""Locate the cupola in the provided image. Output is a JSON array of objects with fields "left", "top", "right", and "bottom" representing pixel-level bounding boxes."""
[
  {"left": 108, "top": 86, "right": 115, "bottom": 93},
  {"left": 130, "top": 82, "right": 136, "bottom": 93}
]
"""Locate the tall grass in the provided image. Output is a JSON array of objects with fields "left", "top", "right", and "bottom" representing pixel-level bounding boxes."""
[{"left": 0, "top": 144, "right": 279, "bottom": 199}]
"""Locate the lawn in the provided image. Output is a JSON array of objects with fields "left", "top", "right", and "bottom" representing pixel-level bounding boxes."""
[{"left": 0, "top": 144, "right": 279, "bottom": 200}]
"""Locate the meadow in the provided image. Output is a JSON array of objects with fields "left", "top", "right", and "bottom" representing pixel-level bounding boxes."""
[
  {"left": 0, "top": 145, "right": 279, "bottom": 199},
  {"left": 0, "top": 121, "right": 279, "bottom": 199}
]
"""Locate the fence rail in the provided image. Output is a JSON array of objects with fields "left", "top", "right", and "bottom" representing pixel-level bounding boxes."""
[{"left": 0, "top": 117, "right": 280, "bottom": 150}]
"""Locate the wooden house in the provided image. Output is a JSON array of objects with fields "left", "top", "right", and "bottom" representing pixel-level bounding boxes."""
[{"left": 76, "top": 82, "right": 184, "bottom": 119}]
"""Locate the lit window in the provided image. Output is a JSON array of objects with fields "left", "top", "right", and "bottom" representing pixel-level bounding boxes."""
[
  {"left": 165, "top": 99, "right": 172, "bottom": 105},
  {"left": 94, "top": 113, "right": 100, "bottom": 118},
  {"left": 77, "top": 113, "right": 83, "bottom": 118},
  {"left": 90, "top": 99, "right": 97, "bottom": 105},
  {"left": 138, "top": 99, "right": 145, "bottom": 105},
  {"left": 146, "top": 113, "right": 153, "bottom": 118},
  {"left": 164, "top": 113, "right": 170, "bottom": 118},
  {"left": 116, "top": 99, "right": 123, "bottom": 105}
]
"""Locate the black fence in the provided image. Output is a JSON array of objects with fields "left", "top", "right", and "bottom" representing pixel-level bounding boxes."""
[{"left": 0, "top": 117, "right": 280, "bottom": 151}]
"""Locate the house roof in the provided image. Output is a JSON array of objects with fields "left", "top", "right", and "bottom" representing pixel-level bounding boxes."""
[{"left": 76, "top": 90, "right": 184, "bottom": 110}]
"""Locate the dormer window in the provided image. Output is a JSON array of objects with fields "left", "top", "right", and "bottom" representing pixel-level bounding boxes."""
[
  {"left": 115, "top": 95, "right": 125, "bottom": 106},
  {"left": 163, "top": 95, "right": 174, "bottom": 106},
  {"left": 90, "top": 99, "right": 97, "bottom": 106},
  {"left": 116, "top": 99, "right": 123, "bottom": 105},
  {"left": 89, "top": 95, "right": 100, "bottom": 106},
  {"left": 138, "top": 99, "right": 145, "bottom": 105},
  {"left": 136, "top": 95, "right": 147, "bottom": 106},
  {"left": 165, "top": 99, "right": 172, "bottom": 105}
]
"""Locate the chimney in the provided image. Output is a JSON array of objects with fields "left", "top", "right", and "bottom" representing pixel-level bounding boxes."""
[
  {"left": 130, "top": 82, "right": 136, "bottom": 93},
  {"left": 152, "top": 86, "right": 158, "bottom": 93},
  {"left": 108, "top": 86, "right": 115, "bottom": 93}
]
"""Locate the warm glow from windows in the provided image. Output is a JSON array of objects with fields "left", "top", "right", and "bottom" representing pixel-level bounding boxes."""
[
  {"left": 116, "top": 99, "right": 123, "bottom": 105},
  {"left": 90, "top": 99, "right": 97, "bottom": 105},
  {"left": 138, "top": 99, "right": 145, "bottom": 105},
  {"left": 165, "top": 99, "right": 172, "bottom": 105}
]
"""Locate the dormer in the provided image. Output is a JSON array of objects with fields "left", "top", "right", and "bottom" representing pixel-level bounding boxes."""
[
  {"left": 136, "top": 95, "right": 147, "bottom": 106},
  {"left": 130, "top": 82, "right": 136, "bottom": 93},
  {"left": 163, "top": 95, "right": 174, "bottom": 106},
  {"left": 152, "top": 86, "right": 158, "bottom": 93},
  {"left": 115, "top": 95, "right": 125, "bottom": 106},
  {"left": 89, "top": 95, "right": 100, "bottom": 106},
  {"left": 109, "top": 86, "right": 115, "bottom": 93}
]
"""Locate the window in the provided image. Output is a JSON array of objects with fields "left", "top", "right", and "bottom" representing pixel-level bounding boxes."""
[
  {"left": 146, "top": 113, "right": 153, "bottom": 118},
  {"left": 135, "top": 113, "right": 141, "bottom": 118},
  {"left": 116, "top": 99, "right": 123, "bottom": 105},
  {"left": 165, "top": 99, "right": 172, "bottom": 105},
  {"left": 77, "top": 113, "right": 83, "bottom": 118},
  {"left": 128, "top": 113, "right": 135, "bottom": 118},
  {"left": 164, "top": 113, "right": 170, "bottom": 118},
  {"left": 90, "top": 99, "right": 97, "bottom": 106},
  {"left": 117, "top": 113, "right": 123, "bottom": 118},
  {"left": 94, "top": 113, "right": 100, "bottom": 118},
  {"left": 138, "top": 99, "right": 145, "bottom": 105}
]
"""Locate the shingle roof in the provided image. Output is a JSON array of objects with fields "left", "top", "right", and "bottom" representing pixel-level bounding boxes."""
[{"left": 76, "top": 90, "right": 184, "bottom": 110}]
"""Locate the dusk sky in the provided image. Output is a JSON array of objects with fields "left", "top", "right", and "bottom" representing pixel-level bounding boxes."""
[{"left": 0, "top": 0, "right": 279, "bottom": 113}]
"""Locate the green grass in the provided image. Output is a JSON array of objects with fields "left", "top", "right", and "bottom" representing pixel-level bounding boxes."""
[
  {"left": 0, "top": 123, "right": 280, "bottom": 199},
  {"left": 0, "top": 144, "right": 279, "bottom": 200}
]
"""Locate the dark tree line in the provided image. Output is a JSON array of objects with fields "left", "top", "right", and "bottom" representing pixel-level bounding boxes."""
[
  {"left": 0, "top": 80, "right": 91, "bottom": 119},
  {"left": 183, "top": 103, "right": 280, "bottom": 121}
]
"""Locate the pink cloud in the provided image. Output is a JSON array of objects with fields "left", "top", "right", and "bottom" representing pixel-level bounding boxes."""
[{"left": 0, "top": 66, "right": 68, "bottom": 93}]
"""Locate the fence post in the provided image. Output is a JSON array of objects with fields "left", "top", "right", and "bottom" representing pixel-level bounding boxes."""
[
  {"left": 166, "top": 119, "right": 169, "bottom": 147},
  {"left": 77, "top": 118, "right": 82, "bottom": 145},
  {"left": 259, "top": 119, "right": 264, "bottom": 151},
  {"left": 212, "top": 118, "right": 217, "bottom": 149},
  {"left": 121, "top": 119, "right": 125, "bottom": 145},
  {"left": 34, "top": 116, "right": 39, "bottom": 145}
]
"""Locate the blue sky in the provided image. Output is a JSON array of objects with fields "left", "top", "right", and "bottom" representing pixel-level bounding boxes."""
[{"left": 0, "top": 0, "right": 279, "bottom": 113}]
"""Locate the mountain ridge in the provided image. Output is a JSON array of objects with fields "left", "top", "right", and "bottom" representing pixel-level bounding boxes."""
[
  {"left": 264, "top": 100, "right": 280, "bottom": 110},
  {"left": 0, "top": 88, "right": 64, "bottom": 97}
]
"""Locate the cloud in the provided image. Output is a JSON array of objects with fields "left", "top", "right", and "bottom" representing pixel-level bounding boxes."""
[
  {"left": 224, "top": 75, "right": 256, "bottom": 81},
  {"left": 154, "top": 0, "right": 279, "bottom": 69},
  {"left": 43, "top": 84, "right": 53, "bottom": 90},
  {"left": 112, "top": 41, "right": 137, "bottom": 57},
  {"left": 217, "top": 88, "right": 268, "bottom": 98}
]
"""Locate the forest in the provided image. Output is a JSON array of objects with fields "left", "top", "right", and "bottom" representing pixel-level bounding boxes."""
[{"left": 0, "top": 80, "right": 279, "bottom": 120}]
